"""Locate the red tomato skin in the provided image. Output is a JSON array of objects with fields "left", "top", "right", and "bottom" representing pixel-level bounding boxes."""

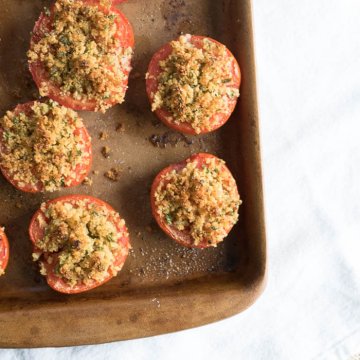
[
  {"left": 150, "top": 153, "right": 239, "bottom": 249},
  {"left": 0, "top": 228, "right": 9, "bottom": 274},
  {"left": 29, "top": 1, "right": 134, "bottom": 112},
  {"left": 29, "top": 195, "right": 130, "bottom": 294},
  {"left": 0, "top": 102, "right": 92, "bottom": 193},
  {"left": 146, "top": 35, "right": 241, "bottom": 135}
]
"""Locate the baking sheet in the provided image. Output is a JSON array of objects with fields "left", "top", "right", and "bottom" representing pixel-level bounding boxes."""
[{"left": 0, "top": 0, "right": 266, "bottom": 347}]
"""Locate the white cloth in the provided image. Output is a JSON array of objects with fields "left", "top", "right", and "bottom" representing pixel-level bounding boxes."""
[{"left": 2, "top": 0, "right": 360, "bottom": 358}]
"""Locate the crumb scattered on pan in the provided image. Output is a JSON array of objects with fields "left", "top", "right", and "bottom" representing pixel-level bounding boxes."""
[
  {"left": 149, "top": 131, "right": 193, "bottom": 148},
  {"left": 145, "top": 225, "right": 153, "bottom": 233},
  {"left": 15, "top": 202, "right": 22, "bottom": 209},
  {"left": 104, "top": 167, "right": 121, "bottom": 181},
  {"left": 151, "top": 298, "right": 161, "bottom": 308},
  {"left": 162, "top": 0, "right": 187, "bottom": 32},
  {"left": 130, "top": 244, "right": 229, "bottom": 280},
  {"left": 93, "top": 170, "right": 99, "bottom": 175},
  {"left": 99, "top": 131, "right": 108, "bottom": 140},
  {"left": 116, "top": 123, "right": 125, "bottom": 133},
  {"left": 101, "top": 146, "right": 111, "bottom": 158},
  {"left": 82, "top": 176, "right": 93, "bottom": 186}
]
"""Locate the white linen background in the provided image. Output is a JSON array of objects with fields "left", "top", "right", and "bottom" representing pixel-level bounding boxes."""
[{"left": 2, "top": 0, "right": 360, "bottom": 358}]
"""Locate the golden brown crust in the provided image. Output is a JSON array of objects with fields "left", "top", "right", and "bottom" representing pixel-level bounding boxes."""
[
  {"left": 34, "top": 199, "right": 128, "bottom": 287},
  {"left": 154, "top": 157, "right": 241, "bottom": 246},
  {"left": 150, "top": 35, "right": 240, "bottom": 133},
  {"left": 28, "top": 0, "right": 133, "bottom": 112},
  {"left": 0, "top": 100, "right": 90, "bottom": 192}
]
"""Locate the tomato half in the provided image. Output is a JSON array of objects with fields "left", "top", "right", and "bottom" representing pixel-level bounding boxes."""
[
  {"left": 29, "top": 0, "right": 134, "bottom": 111},
  {"left": 0, "top": 228, "right": 9, "bottom": 275},
  {"left": 29, "top": 195, "right": 130, "bottom": 294},
  {"left": 0, "top": 101, "right": 92, "bottom": 193},
  {"left": 146, "top": 35, "right": 241, "bottom": 135},
  {"left": 150, "top": 153, "right": 240, "bottom": 248}
]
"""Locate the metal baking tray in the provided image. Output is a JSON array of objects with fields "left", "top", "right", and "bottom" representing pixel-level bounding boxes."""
[{"left": 0, "top": 0, "right": 266, "bottom": 347}]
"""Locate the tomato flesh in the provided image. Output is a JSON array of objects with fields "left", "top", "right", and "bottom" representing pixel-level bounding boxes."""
[
  {"left": 0, "top": 228, "right": 9, "bottom": 274},
  {"left": 150, "top": 153, "right": 239, "bottom": 248},
  {"left": 0, "top": 101, "right": 92, "bottom": 193},
  {"left": 29, "top": 0, "right": 134, "bottom": 111},
  {"left": 29, "top": 195, "right": 130, "bottom": 294},
  {"left": 146, "top": 35, "right": 241, "bottom": 135}
]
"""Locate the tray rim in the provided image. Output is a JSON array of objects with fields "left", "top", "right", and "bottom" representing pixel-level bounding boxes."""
[{"left": 0, "top": 273, "right": 267, "bottom": 348}]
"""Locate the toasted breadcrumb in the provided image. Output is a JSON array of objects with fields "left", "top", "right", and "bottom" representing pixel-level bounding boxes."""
[
  {"left": 33, "top": 198, "right": 129, "bottom": 287},
  {"left": 104, "top": 167, "right": 121, "bottom": 181},
  {"left": 0, "top": 100, "right": 91, "bottom": 192},
  {"left": 150, "top": 34, "right": 240, "bottom": 133},
  {"left": 39, "top": 263, "right": 47, "bottom": 276},
  {"left": 99, "top": 131, "right": 109, "bottom": 140},
  {"left": 32, "top": 252, "right": 41, "bottom": 261},
  {"left": 154, "top": 157, "right": 241, "bottom": 246},
  {"left": 82, "top": 177, "right": 93, "bottom": 186},
  {"left": 116, "top": 123, "right": 125, "bottom": 132},
  {"left": 101, "top": 146, "right": 111, "bottom": 158},
  {"left": 28, "top": 0, "right": 133, "bottom": 112}
]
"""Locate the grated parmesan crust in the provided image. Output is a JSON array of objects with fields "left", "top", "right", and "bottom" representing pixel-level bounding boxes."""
[
  {"left": 28, "top": 0, "right": 133, "bottom": 112},
  {"left": 0, "top": 100, "right": 90, "bottom": 192},
  {"left": 149, "top": 35, "right": 240, "bottom": 134},
  {"left": 154, "top": 157, "right": 241, "bottom": 246},
  {"left": 34, "top": 199, "right": 129, "bottom": 287}
]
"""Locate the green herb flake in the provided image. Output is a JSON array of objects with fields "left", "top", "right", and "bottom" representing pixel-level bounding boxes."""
[
  {"left": 59, "top": 35, "right": 71, "bottom": 46},
  {"left": 165, "top": 213, "right": 173, "bottom": 225}
]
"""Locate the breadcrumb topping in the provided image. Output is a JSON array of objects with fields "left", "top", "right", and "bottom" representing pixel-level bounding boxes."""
[
  {"left": 34, "top": 198, "right": 129, "bottom": 287},
  {"left": 149, "top": 35, "right": 240, "bottom": 133},
  {"left": 28, "top": 0, "right": 133, "bottom": 112},
  {"left": 154, "top": 157, "right": 241, "bottom": 246},
  {"left": 0, "top": 100, "right": 91, "bottom": 192}
]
